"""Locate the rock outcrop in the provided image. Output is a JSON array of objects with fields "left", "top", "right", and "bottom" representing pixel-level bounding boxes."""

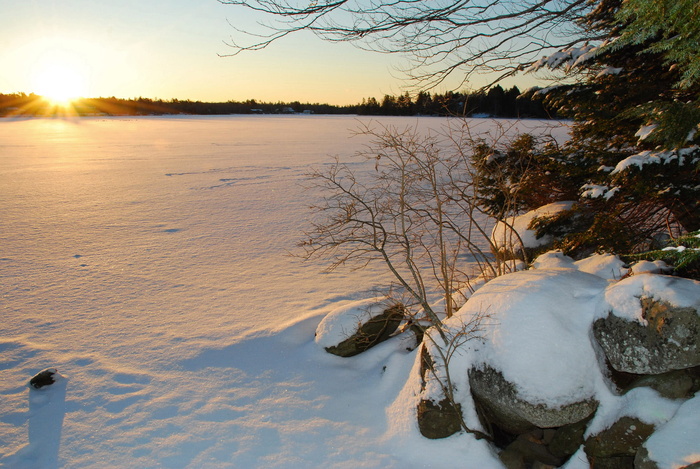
[
  {"left": 593, "top": 297, "right": 700, "bottom": 374},
  {"left": 403, "top": 268, "right": 700, "bottom": 468}
]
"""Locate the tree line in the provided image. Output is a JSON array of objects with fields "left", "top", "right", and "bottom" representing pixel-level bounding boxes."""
[
  {"left": 0, "top": 86, "right": 554, "bottom": 118},
  {"left": 357, "top": 86, "right": 553, "bottom": 118}
]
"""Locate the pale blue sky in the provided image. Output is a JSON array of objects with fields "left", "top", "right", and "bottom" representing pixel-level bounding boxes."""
[{"left": 0, "top": 0, "right": 537, "bottom": 105}]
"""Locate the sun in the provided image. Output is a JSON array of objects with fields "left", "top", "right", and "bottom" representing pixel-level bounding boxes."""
[
  {"left": 31, "top": 52, "right": 89, "bottom": 106},
  {"left": 35, "top": 64, "right": 85, "bottom": 105}
]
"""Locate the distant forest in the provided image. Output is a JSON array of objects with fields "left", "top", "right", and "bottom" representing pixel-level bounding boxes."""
[{"left": 0, "top": 85, "right": 555, "bottom": 118}]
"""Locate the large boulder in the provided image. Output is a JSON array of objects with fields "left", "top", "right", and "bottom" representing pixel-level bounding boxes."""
[
  {"left": 469, "top": 366, "right": 598, "bottom": 434},
  {"left": 593, "top": 274, "right": 700, "bottom": 374},
  {"left": 315, "top": 298, "right": 405, "bottom": 357},
  {"left": 451, "top": 269, "right": 607, "bottom": 434}
]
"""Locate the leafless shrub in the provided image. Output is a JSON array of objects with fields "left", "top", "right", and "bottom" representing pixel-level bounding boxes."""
[{"left": 299, "top": 120, "right": 531, "bottom": 336}]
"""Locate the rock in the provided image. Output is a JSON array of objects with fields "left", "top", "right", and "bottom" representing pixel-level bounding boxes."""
[
  {"left": 469, "top": 366, "right": 598, "bottom": 435},
  {"left": 407, "top": 323, "right": 425, "bottom": 351},
  {"left": 584, "top": 416, "right": 655, "bottom": 460},
  {"left": 531, "top": 463, "right": 558, "bottom": 469},
  {"left": 500, "top": 432, "right": 562, "bottom": 467},
  {"left": 318, "top": 301, "right": 406, "bottom": 357},
  {"left": 548, "top": 417, "right": 591, "bottom": 459},
  {"left": 627, "top": 369, "right": 695, "bottom": 399},
  {"left": 415, "top": 343, "right": 464, "bottom": 439},
  {"left": 416, "top": 398, "right": 463, "bottom": 439},
  {"left": 29, "top": 368, "right": 59, "bottom": 389},
  {"left": 634, "top": 446, "right": 658, "bottom": 469},
  {"left": 586, "top": 455, "right": 635, "bottom": 469},
  {"left": 498, "top": 446, "right": 526, "bottom": 469},
  {"left": 593, "top": 297, "right": 700, "bottom": 374}
]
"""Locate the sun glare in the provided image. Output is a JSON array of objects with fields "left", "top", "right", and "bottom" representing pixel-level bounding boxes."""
[{"left": 31, "top": 52, "right": 89, "bottom": 106}]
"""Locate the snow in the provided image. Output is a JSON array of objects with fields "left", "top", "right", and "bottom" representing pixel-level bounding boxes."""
[
  {"left": 526, "top": 44, "right": 598, "bottom": 73},
  {"left": 1, "top": 115, "right": 695, "bottom": 468},
  {"left": 596, "top": 66, "right": 623, "bottom": 77},
  {"left": 452, "top": 268, "right": 609, "bottom": 406},
  {"left": 598, "top": 273, "right": 700, "bottom": 323},
  {"left": 5, "top": 371, "right": 68, "bottom": 469},
  {"left": 0, "top": 115, "right": 564, "bottom": 468},
  {"left": 663, "top": 245, "right": 688, "bottom": 252},
  {"left": 635, "top": 124, "right": 657, "bottom": 141},
  {"left": 642, "top": 394, "right": 700, "bottom": 468},
  {"left": 491, "top": 201, "right": 575, "bottom": 252},
  {"left": 584, "top": 386, "right": 682, "bottom": 441},
  {"left": 314, "top": 297, "right": 390, "bottom": 348},
  {"left": 574, "top": 253, "right": 629, "bottom": 280},
  {"left": 630, "top": 259, "right": 672, "bottom": 275},
  {"left": 611, "top": 145, "right": 700, "bottom": 174},
  {"left": 580, "top": 183, "right": 619, "bottom": 200},
  {"left": 532, "top": 251, "right": 628, "bottom": 280}
]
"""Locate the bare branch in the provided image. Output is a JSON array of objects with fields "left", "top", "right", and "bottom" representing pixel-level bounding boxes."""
[{"left": 220, "top": 0, "right": 596, "bottom": 89}]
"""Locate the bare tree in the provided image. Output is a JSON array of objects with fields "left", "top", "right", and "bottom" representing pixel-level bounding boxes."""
[
  {"left": 219, "top": 0, "right": 600, "bottom": 89},
  {"left": 299, "top": 122, "right": 525, "bottom": 337}
]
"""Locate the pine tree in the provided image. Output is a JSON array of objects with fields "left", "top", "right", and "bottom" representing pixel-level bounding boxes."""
[{"left": 490, "top": 0, "right": 700, "bottom": 255}]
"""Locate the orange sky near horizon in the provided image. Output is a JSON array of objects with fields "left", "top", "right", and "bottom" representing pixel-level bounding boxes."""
[{"left": 1, "top": 0, "right": 540, "bottom": 106}]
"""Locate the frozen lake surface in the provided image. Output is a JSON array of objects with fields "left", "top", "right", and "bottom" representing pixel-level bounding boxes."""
[{"left": 0, "top": 115, "right": 567, "bottom": 468}]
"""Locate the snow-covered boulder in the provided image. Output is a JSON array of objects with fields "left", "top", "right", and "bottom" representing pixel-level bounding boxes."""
[
  {"left": 414, "top": 343, "right": 466, "bottom": 439},
  {"left": 584, "top": 416, "right": 655, "bottom": 461},
  {"left": 315, "top": 298, "right": 406, "bottom": 357},
  {"left": 491, "top": 201, "right": 574, "bottom": 261},
  {"left": 582, "top": 387, "right": 685, "bottom": 469},
  {"left": 630, "top": 259, "right": 672, "bottom": 276},
  {"left": 532, "top": 250, "right": 629, "bottom": 280},
  {"left": 454, "top": 268, "right": 608, "bottom": 432},
  {"left": 593, "top": 274, "right": 700, "bottom": 374},
  {"left": 469, "top": 365, "right": 598, "bottom": 434},
  {"left": 634, "top": 394, "right": 700, "bottom": 469},
  {"left": 389, "top": 264, "right": 698, "bottom": 467}
]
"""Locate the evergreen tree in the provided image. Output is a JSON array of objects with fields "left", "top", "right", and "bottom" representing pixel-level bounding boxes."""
[
  {"left": 415, "top": 91, "right": 434, "bottom": 115},
  {"left": 486, "top": 85, "right": 505, "bottom": 117},
  {"left": 487, "top": 0, "right": 700, "bottom": 255}
]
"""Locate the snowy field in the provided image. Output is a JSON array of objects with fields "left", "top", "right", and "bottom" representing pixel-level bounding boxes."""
[{"left": 0, "top": 115, "right": 566, "bottom": 468}]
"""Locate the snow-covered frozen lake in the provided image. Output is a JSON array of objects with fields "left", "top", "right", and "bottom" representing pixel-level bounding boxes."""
[{"left": 0, "top": 115, "right": 566, "bottom": 468}]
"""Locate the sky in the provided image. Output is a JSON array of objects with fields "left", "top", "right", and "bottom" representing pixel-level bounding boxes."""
[{"left": 0, "top": 0, "right": 539, "bottom": 105}]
